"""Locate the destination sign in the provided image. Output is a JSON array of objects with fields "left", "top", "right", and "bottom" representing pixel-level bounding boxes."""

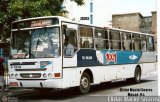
[
  {"left": 31, "top": 19, "right": 52, "bottom": 27},
  {"left": 12, "top": 18, "right": 59, "bottom": 29}
]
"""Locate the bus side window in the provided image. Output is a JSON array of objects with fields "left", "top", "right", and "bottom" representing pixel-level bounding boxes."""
[
  {"left": 79, "top": 26, "right": 94, "bottom": 48},
  {"left": 132, "top": 34, "right": 141, "bottom": 51},
  {"left": 94, "top": 28, "right": 108, "bottom": 50},
  {"left": 141, "top": 35, "right": 146, "bottom": 51},
  {"left": 146, "top": 36, "right": 154, "bottom": 51},
  {"left": 122, "top": 32, "right": 132, "bottom": 51},
  {"left": 63, "top": 26, "right": 77, "bottom": 57},
  {"left": 109, "top": 30, "right": 121, "bottom": 50}
]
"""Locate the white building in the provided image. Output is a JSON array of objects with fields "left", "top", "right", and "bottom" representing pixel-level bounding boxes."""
[{"left": 62, "top": 0, "right": 93, "bottom": 25}]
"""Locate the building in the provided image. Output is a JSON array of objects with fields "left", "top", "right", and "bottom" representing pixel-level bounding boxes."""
[
  {"left": 141, "top": 16, "right": 152, "bottom": 34},
  {"left": 62, "top": 0, "right": 93, "bottom": 25},
  {"left": 112, "top": 13, "right": 143, "bottom": 32},
  {"left": 151, "top": 11, "right": 157, "bottom": 34},
  {"left": 151, "top": 11, "right": 157, "bottom": 50},
  {"left": 112, "top": 12, "right": 156, "bottom": 34},
  {"left": 112, "top": 12, "right": 157, "bottom": 51}
]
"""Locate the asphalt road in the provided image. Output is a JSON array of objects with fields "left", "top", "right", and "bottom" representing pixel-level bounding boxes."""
[{"left": 6, "top": 71, "right": 158, "bottom": 102}]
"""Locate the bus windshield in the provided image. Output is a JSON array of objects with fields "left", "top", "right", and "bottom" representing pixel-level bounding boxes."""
[{"left": 11, "top": 27, "right": 60, "bottom": 59}]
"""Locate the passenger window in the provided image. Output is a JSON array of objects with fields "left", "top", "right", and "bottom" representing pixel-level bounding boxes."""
[
  {"left": 141, "top": 35, "right": 146, "bottom": 51},
  {"left": 109, "top": 30, "right": 121, "bottom": 50},
  {"left": 62, "top": 24, "right": 77, "bottom": 57},
  {"left": 95, "top": 28, "right": 109, "bottom": 49},
  {"left": 147, "top": 36, "right": 154, "bottom": 51},
  {"left": 132, "top": 34, "right": 141, "bottom": 51},
  {"left": 79, "top": 26, "right": 94, "bottom": 48},
  {"left": 122, "top": 32, "right": 132, "bottom": 50}
]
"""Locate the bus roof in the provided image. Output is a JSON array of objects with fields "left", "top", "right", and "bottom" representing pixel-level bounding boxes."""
[
  {"left": 12, "top": 16, "right": 70, "bottom": 23},
  {"left": 108, "top": 27, "right": 154, "bottom": 36},
  {"left": 12, "top": 16, "right": 154, "bottom": 36}
]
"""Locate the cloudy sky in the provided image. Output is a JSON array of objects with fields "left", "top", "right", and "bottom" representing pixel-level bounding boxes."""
[{"left": 93, "top": 0, "right": 157, "bottom": 26}]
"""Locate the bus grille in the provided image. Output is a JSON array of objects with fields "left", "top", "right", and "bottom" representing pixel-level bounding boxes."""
[
  {"left": 15, "top": 68, "right": 47, "bottom": 71},
  {"left": 20, "top": 73, "right": 41, "bottom": 78}
]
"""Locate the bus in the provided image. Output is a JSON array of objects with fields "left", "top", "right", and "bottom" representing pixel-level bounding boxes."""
[{"left": 8, "top": 16, "right": 156, "bottom": 94}]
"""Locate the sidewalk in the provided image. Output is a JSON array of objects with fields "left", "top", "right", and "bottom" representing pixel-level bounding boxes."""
[
  {"left": 0, "top": 88, "right": 34, "bottom": 96},
  {"left": 0, "top": 88, "right": 34, "bottom": 102}
]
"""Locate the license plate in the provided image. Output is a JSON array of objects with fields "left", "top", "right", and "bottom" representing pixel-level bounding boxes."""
[{"left": 9, "top": 82, "right": 18, "bottom": 86}]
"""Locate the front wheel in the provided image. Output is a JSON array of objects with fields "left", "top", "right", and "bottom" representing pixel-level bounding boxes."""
[{"left": 79, "top": 72, "right": 91, "bottom": 94}]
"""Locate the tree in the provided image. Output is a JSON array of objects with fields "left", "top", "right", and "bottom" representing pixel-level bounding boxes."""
[{"left": 0, "top": 0, "right": 84, "bottom": 43}]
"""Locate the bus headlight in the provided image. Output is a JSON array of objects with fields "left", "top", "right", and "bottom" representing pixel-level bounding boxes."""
[
  {"left": 48, "top": 73, "right": 52, "bottom": 78},
  {"left": 11, "top": 73, "right": 14, "bottom": 78},
  {"left": 43, "top": 73, "right": 47, "bottom": 78}
]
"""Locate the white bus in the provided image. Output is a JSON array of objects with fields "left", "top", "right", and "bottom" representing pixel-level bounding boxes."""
[{"left": 8, "top": 16, "right": 156, "bottom": 94}]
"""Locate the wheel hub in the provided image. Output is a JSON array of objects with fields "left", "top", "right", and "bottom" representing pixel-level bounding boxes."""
[{"left": 81, "top": 77, "right": 89, "bottom": 89}]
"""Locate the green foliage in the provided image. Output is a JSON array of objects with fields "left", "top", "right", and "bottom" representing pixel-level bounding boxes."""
[{"left": 0, "top": 0, "right": 84, "bottom": 43}]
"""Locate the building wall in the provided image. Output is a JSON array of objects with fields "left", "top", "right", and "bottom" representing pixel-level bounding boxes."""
[
  {"left": 112, "top": 13, "right": 142, "bottom": 32},
  {"left": 151, "top": 11, "right": 157, "bottom": 34},
  {"left": 141, "top": 16, "right": 152, "bottom": 34}
]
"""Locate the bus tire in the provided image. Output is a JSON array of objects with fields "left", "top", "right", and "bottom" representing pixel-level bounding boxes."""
[
  {"left": 127, "top": 67, "right": 141, "bottom": 83},
  {"left": 134, "top": 67, "right": 141, "bottom": 83},
  {"left": 79, "top": 72, "right": 91, "bottom": 94}
]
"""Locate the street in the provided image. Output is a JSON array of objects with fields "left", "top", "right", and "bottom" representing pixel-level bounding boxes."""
[{"left": 1, "top": 71, "right": 157, "bottom": 102}]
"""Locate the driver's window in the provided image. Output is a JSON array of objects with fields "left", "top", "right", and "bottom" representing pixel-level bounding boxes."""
[{"left": 62, "top": 24, "right": 77, "bottom": 57}]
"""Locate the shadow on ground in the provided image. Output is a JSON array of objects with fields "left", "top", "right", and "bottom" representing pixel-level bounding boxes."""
[{"left": 15, "top": 79, "right": 155, "bottom": 101}]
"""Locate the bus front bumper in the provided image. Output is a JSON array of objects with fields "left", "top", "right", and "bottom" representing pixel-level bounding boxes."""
[{"left": 9, "top": 79, "right": 66, "bottom": 89}]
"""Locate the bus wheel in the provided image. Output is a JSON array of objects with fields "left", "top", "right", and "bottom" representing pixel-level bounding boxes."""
[
  {"left": 134, "top": 67, "right": 141, "bottom": 83},
  {"left": 79, "top": 72, "right": 91, "bottom": 94}
]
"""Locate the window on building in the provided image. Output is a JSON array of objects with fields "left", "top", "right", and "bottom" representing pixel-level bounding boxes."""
[
  {"left": 94, "top": 28, "right": 109, "bottom": 49},
  {"left": 122, "top": 32, "right": 132, "bottom": 50},
  {"left": 90, "top": 2, "right": 93, "bottom": 13},
  {"left": 90, "top": 15, "right": 93, "bottom": 24},
  {"left": 79, "top": 26, "right": 94, "bottom": 48},
  {"left": 109, "top": 30, "right": 121, "bottom": 50}
]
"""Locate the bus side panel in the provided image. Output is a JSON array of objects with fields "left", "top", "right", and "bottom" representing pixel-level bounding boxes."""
[
  {"left": 61, "top": 68, "right": 79, "bottom": 88},
  {"left": 138, "top": 51, "right": 156, "bottom": 76},
  {"left": 61, "top": 62, "right": 156, "bottom": 88},
  {"left": 91, "top": 64, "right": 136, "bottom": 83},
  {"left": 138, "top": 52, "right": 156, "bottom": 63},
  {"left": 71, "top": 65, "right": 137, "bottom": 86},
  {"left": 141, "top": 63, "right": 156, "bottom": 76}
]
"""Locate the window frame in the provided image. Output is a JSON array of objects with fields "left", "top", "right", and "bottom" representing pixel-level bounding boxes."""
[
  {"left": 109, "top": 30, "right": 121, "bottom": 50},
  {"left": 121, "top": 32, "right": 132, "bottom": 51},
  {"left": 146, "top": 35, "right": 154, "bottom": 51},
  {"left": 62, "top": 23, "right": 78, "bottom": 58},
  {"left": 94, "top": 28, "right": 109, "bottom": 50},
  {"left": 132, "top": 33, "right": 141, "bottom": 51},
  {"left": 79, "top": 26, "right": 94, "bottom": 49}
]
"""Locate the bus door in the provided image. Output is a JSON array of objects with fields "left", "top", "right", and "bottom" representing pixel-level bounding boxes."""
[{"left": 62, "top": 22, "right": 78, "bottom": 68}]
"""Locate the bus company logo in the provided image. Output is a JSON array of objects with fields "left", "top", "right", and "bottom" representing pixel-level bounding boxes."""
[{"left": 106, "top": 52, "right": 117, "bottom": 63}]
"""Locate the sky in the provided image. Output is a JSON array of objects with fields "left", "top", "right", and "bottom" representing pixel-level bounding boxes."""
[{"left": 93, "top": 0, "right": 157, "bottom": 26}]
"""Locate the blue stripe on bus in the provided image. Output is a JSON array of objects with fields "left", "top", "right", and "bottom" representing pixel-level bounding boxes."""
[{"left": 77, "top": 49, "right": 142, "bottom": 67}]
